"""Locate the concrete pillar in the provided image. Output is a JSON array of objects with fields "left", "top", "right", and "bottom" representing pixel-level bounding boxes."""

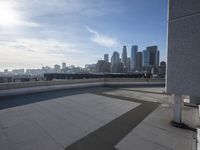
[{"left": 172, "top": 94, "right": 183, "bottom": 124}]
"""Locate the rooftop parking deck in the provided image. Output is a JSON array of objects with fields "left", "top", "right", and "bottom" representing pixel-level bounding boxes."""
[{"left": 0, "top": 86, "right": 198, "bottom": 150}]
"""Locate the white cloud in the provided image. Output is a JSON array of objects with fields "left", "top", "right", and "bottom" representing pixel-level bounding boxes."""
[
  {"left": 86, "top": 26, "right": 119, "bottom": 47},
  {"left": 0, "top": 38, "right": 84, "bottom": 69},
  {"left": 0, "top": 38, "right": 83, "bottom": 54}
]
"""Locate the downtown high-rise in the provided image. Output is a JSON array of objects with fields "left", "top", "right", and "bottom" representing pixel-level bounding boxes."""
[
  {"left": 131, "top": 45, "right": 138, "bottom": 70},
  {"left": 143, "top": 46, "right": 159, "bottom": 67},
  {"left": 122, "top": 46, "right": 128, "bottom": 68}
]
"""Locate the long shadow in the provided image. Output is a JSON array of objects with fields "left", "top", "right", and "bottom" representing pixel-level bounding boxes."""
[
  {"left": 65, "top": 93, "right": 159, "bottom": 150},
  {"left": 0, "top": 87, "right": 113, "bottom": 110}
]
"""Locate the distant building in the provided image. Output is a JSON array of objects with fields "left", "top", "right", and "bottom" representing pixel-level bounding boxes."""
[
  {"left": 156, "top": 51, "right": 160, "bottom": 66},
  {"left": 62, "top": 62, "right": 66, "bottom": 70},
  {"left": 142, "top": 46, "right": 160, "bottom": 67},
  {"left": 54, "top": 64, "right": 61, "bottom": 72},
  {"left": 158, "top": 61, "right": 166, "bottom": 77},
  {"left": 85, "top": 64, "right": 96, "bottom": 73},
  {"left": 111, "top": 51, "right": 120, "bottom": 65},
  {"left": 111, "top": 51, "right": 124, "bottom": 73},
  {"left": 95, "top": 60, "right": 111, "bottom": 73},
  {"left": 111, "top": 62, "right": 124, "bottom": 73},
  {"left": 104, "top": 54, "right": 109, "bottom": 62},
  {"left": 147, "top": 46, "right": 159, "bottom": 66},
  {"left": 142, "top": 50, "right": 149, "bottom": 67},
  {"left": 127, "top": 57, "right": 131, "bottom": 70},
  {"left": 136, "top": 52, "right": 143, "bottom": 70},
  {"left": 42, "top": 66, "right": 52, "bottom": 73},
  {"left": 12, "top": 69, "right": 24, "bottom": 75},
  {"left": 131, "top": 45, "right": 138, "bottom": 70},
  {"left": 85, "top": 64, "right": 96, "bottom": 68},
  {"left": 26, "top": 69, "right": 43, "bottom": 75},
  {"left": 122, "top": 46, "right": 128, "bottom": 68}
]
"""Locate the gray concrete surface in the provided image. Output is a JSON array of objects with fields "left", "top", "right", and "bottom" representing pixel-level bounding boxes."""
[
  {"left": 0, "top": 93, "right": 140, "bottom": 150},
  {"left": 169, "top": 0, "right": 200, "bottom": 20},
  {"left": 110, "top": 88, "right": 198, "bottom": 150},
  {"left": 167, "top": 0, "right": 200, "bottom": 97},
  {"left": 121, "top": 87, "right": 166, "bottom": 94},
  {"left": 0, "top": 87, "right": 197, "bottom": 150},
  {"left": 0, "top": 79, "right": 105, "bottom": 90},
  {"left": 115, "top": 106, "right": 196, "bottom": 150},
  {"left": 0, "top": 82, "right": 104, "bottom": 97},
  {"left": 103, "top": 88, "right": 170, "bottom": 105}
]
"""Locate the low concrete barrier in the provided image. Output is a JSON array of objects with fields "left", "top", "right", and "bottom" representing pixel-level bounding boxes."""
[
  {"left": 0, "top": 82, "right": 104, "bottom": 97},
  {"left": 0, "top": 78, "right": 165, "bottom": 97},
  {"left": 0, "top": 78, "right": 105, "bottom": 90}
]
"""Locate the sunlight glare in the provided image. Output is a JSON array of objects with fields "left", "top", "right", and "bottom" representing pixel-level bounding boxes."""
[{"left": 0, "top": 1, "right": 21, "bottom": 27}]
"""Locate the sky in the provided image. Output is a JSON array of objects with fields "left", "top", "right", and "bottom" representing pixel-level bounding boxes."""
[{"left": 0, "top": 0, "right": 168, "bottom": 70}]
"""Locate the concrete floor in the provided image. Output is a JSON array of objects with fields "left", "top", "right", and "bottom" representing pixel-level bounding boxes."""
[
  {"left": 0, "top": 93, "right": 140, "bottom": 150},
  {"left": 115, "top": 105, "right": 196, "bottom": 150},
  {"left": 0, "top": 87, "right": 197, "bottom": 150}
]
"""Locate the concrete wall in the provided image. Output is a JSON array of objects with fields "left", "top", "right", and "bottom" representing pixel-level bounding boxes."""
[
  {"left": 0, "top": 78, "right": 165, "bottom": 90},
  {"left": 0, "top": 78, "right": 105, "bottom": 90},
  {"left": 0, "top": 78, "right": 165, "bottom": 97},
  {"left": 167, "top": 0, "right": 200, "bottom": 97}
]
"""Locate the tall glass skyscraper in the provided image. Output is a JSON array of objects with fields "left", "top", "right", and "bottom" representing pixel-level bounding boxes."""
[
  {"left": 111, "top": 51, "right": 120, "bottom": 65},
  {"left": 131, "top": 45, "right": 138, "bottom": 70},
  {"left": 142, "top": 46, "right": 159, "bottom": 67},
  {"left": 142, "top": 50, "right": 149, "bottom": 67},
  {"left": 122, "top": 46, "right": 128, "bottom": 68}
]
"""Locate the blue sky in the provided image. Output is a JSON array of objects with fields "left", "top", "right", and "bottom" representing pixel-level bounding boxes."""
[{"left": 0, "top": 0, "right": 168, "bottom": 69}]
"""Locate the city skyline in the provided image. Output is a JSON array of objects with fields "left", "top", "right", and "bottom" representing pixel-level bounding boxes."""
[
  {"left": 0, "top": 0, "right": 168, "bottom": 70},
  {"left": 0, "top": 44, "right": 162, "bottom": 71}
]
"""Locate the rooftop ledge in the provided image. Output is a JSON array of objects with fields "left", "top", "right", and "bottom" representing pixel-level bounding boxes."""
[{"left": 0, "top": 78, "right": 165, "bottom": 97}]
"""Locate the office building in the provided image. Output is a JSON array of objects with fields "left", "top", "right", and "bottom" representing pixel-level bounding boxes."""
[
  {"left": 147, "top": 46, "right": 159, "bottom": 66},
  {"left": 158, "top": 61, "right": 166, "bottom": 77},
  {"left": 142, "top": 46, "right": 159, "bottom": 67},
  {"left": 12, "top": 69, "right": 25, "bottom": 75},
  {"left": 122, "top": 46, "right": 128, "bottom": 68},
  {"left": 127, "top": 57, "right": 131, "bottom": 70},
  {"left": 62, "top": 62, "right": 66, "bottom": 70},
  {"left": 111, "top": 62, "right": 124, "bottom": 73},
  {"left": 111, "top": 51, "right": 120, "bottom": 65},
  {"left": 54, "top": 64, "right": 61, "bottom": 72},
  {"left": 142, "top": 50, "right": 149, "bottom": 67},
  {"left": 96, "top": 60, "right": 111, "bottom": 73},
  {"left": 131, "top": 45, "right": 138, "bottom": 70},
  {"left": 136, "top": 52, "right": 143, "bottom": 70},
  {"left": 104, "top": 54, "right": 109, "bottom": 62}
]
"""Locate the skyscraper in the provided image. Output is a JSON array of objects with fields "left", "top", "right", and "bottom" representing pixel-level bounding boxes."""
[
  {"left": 111, "top": 51, "right": 120, "bottom": 65},
  {"left": 131, "top": 45, "right": 138, "bottom": 70},
  {"left": 127, "top": 57, "right": 131, "bottom": 70},
  {"left": 142, "top": 50, "right": 149, "bottom": 67},
  {"left": 156, "top": 51, "right": 160, "bottom": 66},
  {"left": 136, "top": 52, "right": 143, "bottom": 70},
  {"left": 142, "top": 46, "right": 159, "bottom": 67},
  {"left": 104, "top": 54, "right": 109, "bottom": 62},
  {"left": 111, "top": 51, "right": 123, "bottom": 73},
  {"left": 62, "top": 62, "right": 66, "bottom": 70},
  {"left": 147, "top": 46, "right": 159, "bottom": 66},
  {"left": 122, "top": 46, "right": 128, "bottom": 68}
]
